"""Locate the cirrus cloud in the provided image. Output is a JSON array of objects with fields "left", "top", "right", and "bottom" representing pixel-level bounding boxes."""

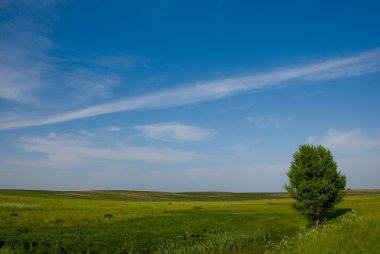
[
  {"left": 1, "top": 48, "right": 380, "bottom": 130},
  {"left": 136, "top": 122, "right": 213, "bottom": 142},
  {"left": 16, "top": 133, "right": 202, "bottom": 166}
]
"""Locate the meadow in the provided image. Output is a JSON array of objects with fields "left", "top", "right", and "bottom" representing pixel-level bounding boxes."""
[{"left": 0, "top": 190, "right": 379, "bottom": 253}]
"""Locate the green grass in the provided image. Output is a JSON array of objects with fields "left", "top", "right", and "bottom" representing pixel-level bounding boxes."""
[
  {"left": 0, "top": 190, "right": 379, "bottom": 253},
  {"left": 266, "top": 192, "right": 380, "bottom": 254}
]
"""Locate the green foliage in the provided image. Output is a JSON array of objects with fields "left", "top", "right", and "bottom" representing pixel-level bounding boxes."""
[{"left": 285, "top": 144, "right": 346, "bottom": 226}]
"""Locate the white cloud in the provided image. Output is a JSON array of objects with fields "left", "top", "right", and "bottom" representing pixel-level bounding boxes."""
[
  {"left": 307, "top": 128, "right": 380, "bottom": 189},
  {"left": 0, "top": 4, "right": 54, "bottom": 103},
  {"left": 307, "top": 128, "right": 380, "bottom": 156},
  {"left": 228, "top": 140, "right": 262, "bottom": 159},
  {"left": 180, "top": 162, "right": 289, "bottom": 192},
  {"left": 338, "top": 155, "right": 380, "bottom": 189},
  {"left": 64, "top": 69, "right": 120, "bottom": 101},
  {"left": 0, "top": 1, "right": 125, "bottom": 105},
  {"left": 218, "top": 103, "right": 254, "bottom": 114},
  {"left": 136, "top": 122, "right": 212, "bottom": 142},
  {"left": 104, "top": 126, "right": 122, "bottom": 132},
  {"left": 16, "top": 133, "right": 201, "bottom": 166},
  {"left": 246, "top": 115, "right": 293, "bottom": 129},
  {"left": 77, "top": 130, "right": 94, "bottom": 137},
  {"left": 182, "top": 167, "right": 227, "bottom": 179},
  {"left": 0, "top": 60, "right": 48, "bottom": 103},
  {"left": 92, "top": 55, "right": 151, "bottom": 70},
  {"left": 1, "top": 48, "right": 379, "bottom": 130}
]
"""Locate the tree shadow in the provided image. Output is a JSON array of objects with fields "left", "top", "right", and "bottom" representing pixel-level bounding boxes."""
[{"left": 325, "top": 208, "right": 352, "bottom": 221}]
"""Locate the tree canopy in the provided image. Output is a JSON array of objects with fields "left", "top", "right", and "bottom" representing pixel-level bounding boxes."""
[{"left": 285, "top": 144, "right": 346, "bottom": 226}]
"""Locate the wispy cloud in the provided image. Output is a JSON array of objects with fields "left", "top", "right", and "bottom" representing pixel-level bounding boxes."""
[
  {"left": 0, "top": 0, "right": 56, "bottom": 103},
  {"left": 307, "top": 128, "right": 380, "bottom": 189},
  {"left": 0, "top": 1, "right": 143, "bottom": 105},
  {"left": 91, "top": 55, "right": 151, "bottom": 71},
  {"left": 104, "top": 126, "right": 122, "bottom": 132},
  {"left": 246, "top": 115, "right": 293, "bottom": 129},
  {"left": 1, "top": 48, "right": 380, "bottom": 130},
  {"left": 218, "top": 103, "right": 254, "bottom": 114},
  {"left": 308, "top": 128, "right": 380, "bottom": 156},
  {"left": 136, "top": 122, "right": 213, "bottom": 142},
  {"left": 64, "top": 69, "right": 120, "bottom": 101},
  {"left": 180, "top": 162, "right": 289, "bottom": 192},
  {"left": 16, "top": 133, "right": 201, "bottom": 166},
  {"left": 0, "top": 58, "right": 49, "bottom": 103}
]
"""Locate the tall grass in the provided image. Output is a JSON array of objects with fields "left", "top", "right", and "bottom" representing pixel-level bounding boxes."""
[
  {"left": 266, "top": 209, "right": 380, "bottom": 254},
  {"left": 154, "top": 228, "right": 273, "bottom": 254}
]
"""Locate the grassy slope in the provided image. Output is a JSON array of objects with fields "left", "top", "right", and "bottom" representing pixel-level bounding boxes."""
[
  {"left": 0, "top": 190, "right": 379, "bottom": 253},
  {"left": 267, "top": 191, "right": 380, "bottom": 254},
  {"left": 0, "top": 189, "right": 289, "bottom": 201}
]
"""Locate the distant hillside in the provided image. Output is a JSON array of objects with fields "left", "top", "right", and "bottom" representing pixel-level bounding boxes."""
[
  {"left": 0, "top": 189, "right": 288, "bottom": 201},
  {"left": 0, "top": 189, "right": 379, "bottom": 202}
]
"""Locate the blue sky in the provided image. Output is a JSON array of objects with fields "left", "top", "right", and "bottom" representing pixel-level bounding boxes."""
[{"left": 0, "top": 0, "right": 380, "bottom": 191}]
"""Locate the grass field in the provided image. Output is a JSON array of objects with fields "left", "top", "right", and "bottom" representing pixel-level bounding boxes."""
[{"left": 0, "top": 190, "right": 379, "bottom": 253}]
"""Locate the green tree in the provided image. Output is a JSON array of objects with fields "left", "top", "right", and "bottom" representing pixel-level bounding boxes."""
[{"left": 285, "top": 144, "right": 346, "bottom": 226}]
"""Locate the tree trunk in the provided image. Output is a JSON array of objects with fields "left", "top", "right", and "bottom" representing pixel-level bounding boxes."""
[{"left": 314, "top": 218, "right": 320, "bottom": 227}]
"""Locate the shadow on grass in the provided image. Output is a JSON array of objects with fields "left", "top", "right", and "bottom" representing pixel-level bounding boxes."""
[{"left": 325, "top": 208, "right": 352, "bottom": 221}]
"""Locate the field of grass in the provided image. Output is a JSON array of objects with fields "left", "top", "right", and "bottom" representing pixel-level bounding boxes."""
[{"left": 0, "top": 190, "right": 379, "bottom": 253}]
